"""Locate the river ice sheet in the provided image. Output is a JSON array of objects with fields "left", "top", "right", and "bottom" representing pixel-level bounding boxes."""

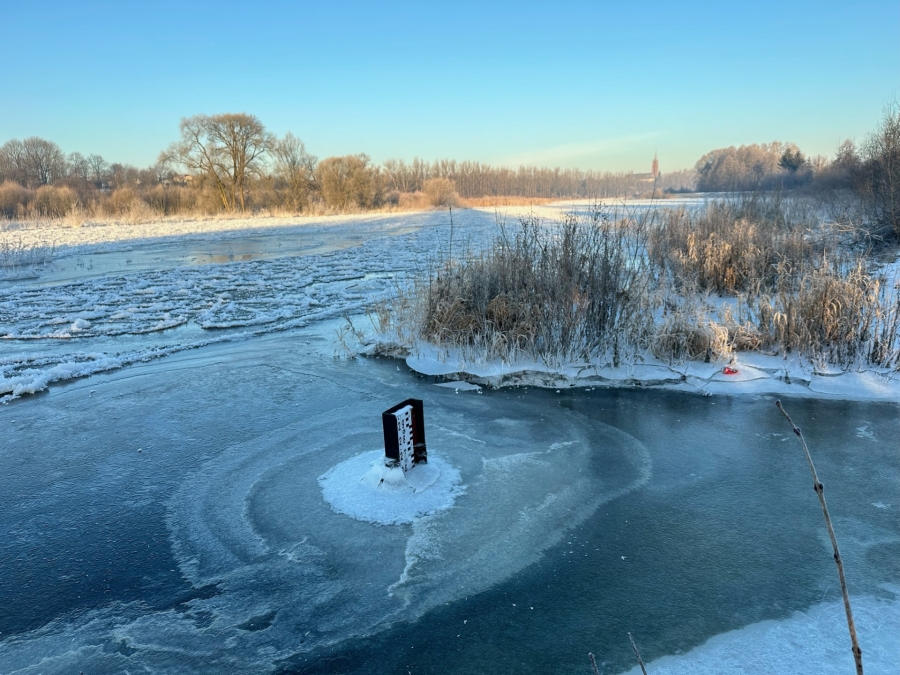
[
  {"left": 0, "top": 207, "right": 898, "bottom": 674},
  {"left": 0, "top": 337, "right": 655, "bottom": 674},
  {"left": 0, "top": 335, "right": 897, "bottom": 674},
  {"left": 0, "top": 209, "right": 489, "bottom": 401}
]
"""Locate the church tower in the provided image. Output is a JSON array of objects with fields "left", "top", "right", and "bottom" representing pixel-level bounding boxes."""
[{"left": 651, "top": 151, "right": 659, "bottom": 179}]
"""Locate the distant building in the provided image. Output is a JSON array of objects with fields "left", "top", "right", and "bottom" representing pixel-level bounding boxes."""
[{"left": 651, "top": 152, "right": 659, "bottom": 179}]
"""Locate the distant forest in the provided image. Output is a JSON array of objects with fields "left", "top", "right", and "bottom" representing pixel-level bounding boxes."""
[{"left": 0, "top": 107, "right": 897, "bottom": 233}]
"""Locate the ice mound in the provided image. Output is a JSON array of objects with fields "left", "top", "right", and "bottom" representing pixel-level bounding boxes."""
[{"left": 319, "top": 450, "right": 462, "bottom": 525}]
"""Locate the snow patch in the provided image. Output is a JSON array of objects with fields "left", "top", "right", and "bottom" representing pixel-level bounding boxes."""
[
  {"left": 618, "top": 594, "right": 900, "bottom": 675},
  {"left": 319, "top": 450, "right": 463, "bottom": 525}
]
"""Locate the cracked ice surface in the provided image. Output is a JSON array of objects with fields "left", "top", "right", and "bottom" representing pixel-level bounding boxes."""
[{"left": 0, "top": 210, "right": 494, "bottom": 401}]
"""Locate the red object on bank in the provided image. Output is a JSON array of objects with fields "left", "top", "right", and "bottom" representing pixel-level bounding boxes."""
[{"left": 723, "top": 367, "right": 739, "bottom": 375}]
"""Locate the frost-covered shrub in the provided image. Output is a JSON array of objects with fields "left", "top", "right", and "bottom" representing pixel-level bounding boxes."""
[
  {"left": 743, "top": 263, "right": 899, "bottom": 368},
  {"left": 650, "top": 299, "right": 731, "bottom": 362},
  {"left": 649, "top": 195, "right": 815, "bottom": 295}
]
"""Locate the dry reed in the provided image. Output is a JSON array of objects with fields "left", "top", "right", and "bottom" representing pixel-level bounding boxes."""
[{"left": 418, "top": 208, "right": 657, "bottom": 365}]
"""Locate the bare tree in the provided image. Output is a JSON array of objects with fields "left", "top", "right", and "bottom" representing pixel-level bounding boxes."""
[
  {"left": 270, "top": 132, "right": 317, "bottom": 211},
  {"left": 87, "top": 154, "right": 109, "bottom": 187},
  {"left": 68, "top": 152, "right": 91, "bottom": 181},
  {"left": 857, "top": 102, "right": 900, "bottom": 239},
  {"left": 21, "top": 137, "right": 67, "bottom": 187},
  {"left": 152, "top": 161, "right": 174, "bottom": 185},
  {"left": 315, "top": 154, "right": 381, "bottom": 210},
  {"left": 0, "top": 137, "right": 66, "bottom": 187},
  {"left": 382, "top": 158, "right": 418, "bottom": 193},
  {"left": 0, "top": 139, "right": 27, "bottom": 184},
  {"left": 161, "top": 113, "right": 272, "bottom": 212},
  {"left": 109, "top": 163, "right": 140, "bottom": 189}
]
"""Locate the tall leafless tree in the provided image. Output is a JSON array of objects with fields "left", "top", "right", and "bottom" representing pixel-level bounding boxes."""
[
  {"left": 270, "top": 132, "right": 317, "bottom": 211},
  {"left": 87, "top": 154, "right": 109, "bottom": 187},
  {"left": 0, "top": 139, "right": 27, "bottom": 184},
  {"left": 21, "top": 137, "right": 67, "bottom": 187},
  {"left": 0, "top": 137, "right": 66, "bottom": 187},
  {"left": 857, "top": 102, "right": 900, "bottom": 239},
  {"left": 315, "top": 154, "right": 381, "bottom": 210},
  {"left": 68, "top": 152, "right": 91, "bottom": 181},
  {"left": 161, "top": 113, "right": 272, "bottom": 212}
]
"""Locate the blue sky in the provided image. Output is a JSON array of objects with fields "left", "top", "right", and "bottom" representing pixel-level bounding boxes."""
[{"left": 2, "top": 0, "right": 897, "bottom": 172}]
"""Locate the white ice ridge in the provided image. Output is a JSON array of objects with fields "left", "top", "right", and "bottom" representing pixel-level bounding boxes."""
[
  {"left": 319, "top": 450, "right": 462, "bottom": 525},
  {"left": 618, "top": 593, "right": 900, "bottom": 675}
]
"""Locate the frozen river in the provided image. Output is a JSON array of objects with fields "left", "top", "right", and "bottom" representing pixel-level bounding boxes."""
[{"left": 1, "top": 207, "right": 898, "bottom": 674}]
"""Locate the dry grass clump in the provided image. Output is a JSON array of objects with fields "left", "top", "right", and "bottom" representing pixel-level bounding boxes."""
[
  {"left": 650, "top": 295, "right": 732, "bottom": 362},
  {"left": 99, "top": 187, "right": 159, "bottom": 223},
  {"left": 647, "top": 194, "right": 900, "bottom": 369},
  {"left": 419, "top": 209, "right": 657, "bottom": 365},
  {"left": 31, "top": 185, "right": 77, "bottom": 218},
  {"left": 0, "top": 181, "right": 33, "bottom": 218},
  {"left": 650, "top": 195, "right": 816, "bottom": 295},
  {"left": 396, "top": 191, "right": 432, "bottom": 211},
  {"left": 734, "top": 263, "right": 900, "bottom": 368},
  {"left": 389, "top": 195, "right": 900, "bottom": 372}
]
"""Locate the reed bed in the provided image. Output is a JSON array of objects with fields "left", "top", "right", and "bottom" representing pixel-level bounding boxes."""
[
  {"left": 387, "top": 195, "right": 900, "bottom": 371},
  {"left": 412, "top": 209, "right": 658, "bottom": 366}
]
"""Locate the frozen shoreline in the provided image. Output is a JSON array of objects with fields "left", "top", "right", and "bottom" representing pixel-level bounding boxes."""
[
  {"left": 3, "top": 203, "right": 899, "bottom": 405},
  {"left": 367, "top": 339, "right": 900, "bottom": 403}
]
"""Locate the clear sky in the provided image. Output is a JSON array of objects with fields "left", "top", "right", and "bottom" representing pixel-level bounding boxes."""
[{"left": 2, "top": 0, "right": 897, "bottom": 173}]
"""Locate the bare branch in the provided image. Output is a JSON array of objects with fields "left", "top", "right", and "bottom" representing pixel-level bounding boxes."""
[
  {"left": 627, "top": 633, "right": 648, "bottom": 675},
  {"left": 775, "top": 400, "right": 863, "bottom": 675}
]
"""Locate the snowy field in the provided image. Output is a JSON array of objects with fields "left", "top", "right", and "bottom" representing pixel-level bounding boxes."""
[{"left": 0, "top": 203, "right": 898, "bottom": 674}]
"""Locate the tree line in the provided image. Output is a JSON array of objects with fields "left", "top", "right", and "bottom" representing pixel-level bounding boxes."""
[
  {"left": 0, "top": 112, "right": 693, "bottom": 219},
  {"left": 1, "top": 106, "right": 897, "bottom": 240}
]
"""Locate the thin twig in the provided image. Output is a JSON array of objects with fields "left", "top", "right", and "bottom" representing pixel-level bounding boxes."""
[
  {"left": 588, "top": 652, "right": 601, "bottom": 675},
  {"left": 627, "top": 632, "right": 648, "bottom": 675},
  {"left": 776, "top": 400, "right": 863, "bottom": 675}
]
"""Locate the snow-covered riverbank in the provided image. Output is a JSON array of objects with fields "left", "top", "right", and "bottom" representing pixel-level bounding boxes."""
[
  {"left": 2, "top": 201, "right": 898, "bottom": 404},
  {"left": 375, "top": 339, "right": 900, "bottom": 401}
]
